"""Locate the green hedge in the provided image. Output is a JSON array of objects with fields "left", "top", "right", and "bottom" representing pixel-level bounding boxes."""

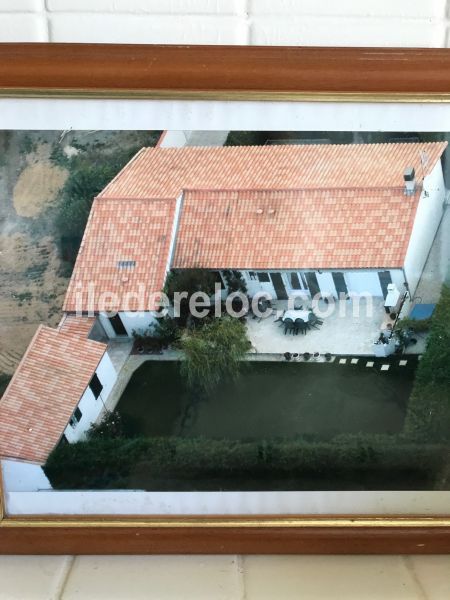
[
  {"left": 403, "top": 285, "right": 450, "bottom": 441},
  {"left": 0, "top": 374, "right": 11, "bottom": 399},
  {"left": 44, "top": 434, "right": 446, "bottom": 491}
]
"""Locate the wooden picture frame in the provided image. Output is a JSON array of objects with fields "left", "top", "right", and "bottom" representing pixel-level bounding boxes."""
[{"left": 0, "top": 43, "right": 450, "bottom": 554}]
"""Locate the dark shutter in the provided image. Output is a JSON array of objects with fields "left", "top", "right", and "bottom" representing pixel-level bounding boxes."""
[
  {"left": 290, "top": 272, "right": 301, "bottom": 290},
  {"left": 378, "top": 271, "right": 393, "bottom": 299},
  {"left": 89, "top": 373, "right": 103, "bottom": 399}
]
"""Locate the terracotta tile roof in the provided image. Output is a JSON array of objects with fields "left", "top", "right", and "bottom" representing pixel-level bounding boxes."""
[
  {"left": 0, "top": 325, "right": 106, "bottom": 464},
  {"left": 64, "top": 198, "right": 176, "bottom": 312},
  {"left": 58, "top": 314, "right": 96, "bottom": 337},
  {"left": 65, "top": 142, "right": 447, "bottom": 310},
  {"left": 99, "top": 142, "right": 447, "bottom": 199},
  {"left": 173, "top": 187, "right": 420, "bottom": 270}
]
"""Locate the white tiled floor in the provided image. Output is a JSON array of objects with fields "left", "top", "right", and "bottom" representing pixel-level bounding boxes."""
[
  {"left": 1, "top": 555, "right": 450, "bottom": 599},
  {"left": 2, "top": 1, "right": 450, "bottom": 597}
]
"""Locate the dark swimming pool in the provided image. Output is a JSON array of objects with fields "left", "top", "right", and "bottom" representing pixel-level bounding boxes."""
[{"left": 117, "top": 358, "right": 416, "bottom": 441}]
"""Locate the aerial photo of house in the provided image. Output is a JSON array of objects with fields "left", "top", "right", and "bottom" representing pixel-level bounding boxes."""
[{"left": 1, "top": 135, "right": 449, "bottom": 494}]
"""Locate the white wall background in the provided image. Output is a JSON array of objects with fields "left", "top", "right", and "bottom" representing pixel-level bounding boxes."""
[
  {"left": 1, "top": 2, "right": 450, "bottom": 599},
  {"left": 0, "top": 0, "right": 450, "bottom": 47}
]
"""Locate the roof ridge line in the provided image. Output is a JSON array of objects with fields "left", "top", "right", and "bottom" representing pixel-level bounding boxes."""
[
  {"left": 182, "top": 184, "right": 423, "bottom": 193},
  {"left": 150, "top": 140, "right": 448, "bottom": 150},
  {"left": 95, "top": 196, "right": 176, "bottom": 201}
]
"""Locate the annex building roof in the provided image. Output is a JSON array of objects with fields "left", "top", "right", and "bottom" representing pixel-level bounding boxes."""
[{"left": 0, "top": 323, "right": 106, "bottom": 464}]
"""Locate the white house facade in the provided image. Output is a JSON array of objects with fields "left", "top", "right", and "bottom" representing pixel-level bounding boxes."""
[{"left": 63, "top": 350, "right": 117, "bottom": 443}]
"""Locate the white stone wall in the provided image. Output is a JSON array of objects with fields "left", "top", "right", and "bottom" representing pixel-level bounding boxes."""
[
  {"left": 98, "top": 311, "right": 159, "bottom": 338},
  {"left": 403, "top": 160, "right": 447, "bottom": 296},
  {"left": 63, "top": 351, "right": 117, "bottom": 443},
  {"left": 6, "top": 488, "right": 450, "bottom": 517},
  {"left": 158, "top": 130, "right": 191, "bottom": 148},
  {"left": 239, "top": 269, "right": 405, "bottom": 300},
  {"left": 1, "top": 459, "right": 52, "bottom": 492}
]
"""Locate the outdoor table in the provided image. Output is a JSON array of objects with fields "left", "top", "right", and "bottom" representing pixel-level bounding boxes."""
[{"left": 282, "top": 309, "right": 311, "bottom": 322}]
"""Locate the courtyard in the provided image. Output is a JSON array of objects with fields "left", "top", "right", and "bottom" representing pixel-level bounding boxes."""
[{"left": 245, "top": 296, "right": 388, "bottom": 356}]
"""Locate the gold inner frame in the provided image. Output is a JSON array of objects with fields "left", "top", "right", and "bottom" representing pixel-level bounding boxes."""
[
  {"left": 1, "top": 88, "right": 449, "bottom": 530},
  {"left": 2, "top": 90, "right": 450, "bottom": 102}
]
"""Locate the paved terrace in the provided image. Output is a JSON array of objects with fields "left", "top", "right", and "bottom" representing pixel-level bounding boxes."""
[{"left": 246, "top": 297, "right": 387, "bottom": 356}]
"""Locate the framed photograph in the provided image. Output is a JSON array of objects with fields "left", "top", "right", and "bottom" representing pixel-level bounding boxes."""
[{"left": 0, "top": 44, "right": 450, "bottom": 554}]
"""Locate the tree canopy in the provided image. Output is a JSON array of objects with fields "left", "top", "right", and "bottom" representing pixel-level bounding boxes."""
[{"left": 179, "top": 316, "right": 252, "bottom": 394}]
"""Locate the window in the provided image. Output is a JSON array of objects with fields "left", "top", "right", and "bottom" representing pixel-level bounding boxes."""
[
  {"left": 248, "top": 271, "right": 257, "bottom": 281},
  {"left": 290, "top": 272, "right": 301, "bottom": 290},
  {"left": 70, "top": 407, "right": 82, "bottom": 428},
  {"left": 257, "top": 272, "right": 270, "bottom": 282},
  {"left": 89, "top": 373, "right": 103, "bottom": 399},
  {"left": 117, "top": 260, "right": 136, "bottom": 269}
]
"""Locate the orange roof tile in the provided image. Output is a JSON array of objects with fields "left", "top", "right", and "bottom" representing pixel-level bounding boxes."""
[
  {"left": 58, "top": 314, "right": 96, "bottom": 337},
  {"left": 65, "top": 142, "right": 447, "bottom": 310},
  {"left": 64, "top": 198, "right": 176, "bottom": 312},
  {"left": 0, "top": 325, "right": 106, "bottom": 464},
  {"left": 99, "top": 142, "right": 447, "bottom": 199},
  {"left": 173, "top": 187, "right": 420, "bottom": 270}
]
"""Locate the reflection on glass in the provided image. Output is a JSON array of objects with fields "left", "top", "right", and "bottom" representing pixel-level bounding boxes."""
[{"left": 0, "top": 130, "right": 449, "bottom": 500}]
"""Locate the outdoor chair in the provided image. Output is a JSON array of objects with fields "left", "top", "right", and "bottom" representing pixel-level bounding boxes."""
[
  {"left": 309, "top": 311, "right": 324, "bottom": 325},
  {"left": 274, "top": 314, "right": 284, "bottom": 327},
  {"left": 308, "top": 312, "right": 322, "bottom": 329},
  {"left": 295, "top": 318, "right": 308, "bottom": 335},
  {"left": 284, "top": 318, "right": 297, "bottom": 335}
]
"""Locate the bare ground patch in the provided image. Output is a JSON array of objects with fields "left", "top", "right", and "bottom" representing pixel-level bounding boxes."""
[
  {"left": 0, "top": 232, "right": 69, "bottom": 374},
  {"left": 13, "top": 144, "right": 68, "bottom": 217},
  {"left": 0, "top": 130, "right": 157, "bottom": 375}
]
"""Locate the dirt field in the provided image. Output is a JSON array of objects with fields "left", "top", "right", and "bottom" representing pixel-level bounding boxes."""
[
  {"left": 13, "top": 142, "right": 69, "bottom": 217},
  {"left": 0, "top": 130, "right": 154, "bottom": 376}
]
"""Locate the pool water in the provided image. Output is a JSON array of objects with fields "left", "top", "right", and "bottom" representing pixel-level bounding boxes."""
[{"left": 117, "top": 359, "right": 416, "bottom": 441}]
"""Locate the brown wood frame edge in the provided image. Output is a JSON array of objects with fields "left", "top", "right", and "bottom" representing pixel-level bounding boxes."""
[
  {"left": 2, "top": 43, "right": 450, "bottom": 553},
  {"left": 1, "top": 44, "right": 450, "bottom": 97},
  {"left": 1, "top": 524, "right": 450, "bottom": 554}
]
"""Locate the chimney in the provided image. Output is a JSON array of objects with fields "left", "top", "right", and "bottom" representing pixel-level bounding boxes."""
[{"left": 403, "top": 167, "right": 416, "bottom": 196}]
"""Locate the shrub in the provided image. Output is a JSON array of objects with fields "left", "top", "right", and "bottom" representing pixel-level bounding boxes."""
[
  {"left": 88, "top": 411, "right": 124, "bottom": 440},
  {"left": 164, "top": 269, "right": 217, "bottom": 299},
  {"left": 403, "top": 285, "right": 450, "bottom": 441},
  {"left": 396, "top": 317, "right": 432, "bottom": 333},
  {"left": 179, "top": 316, "right": 252, "bottom": 394},
  {"left": 0, "top": 374, "right": 11, "bottom": 399},
  {"left": 152, "top": 316, "right": 180, "bottom": 346},
  {"left": 163, "top": 269, "right": 217, "bottom": 326},
  {"left": 44, "top": 434, "right": 447, "bottom": 491},
  {"left": 222, "top": 270, "right": 247, "bottom": 294},
  {"left": 132, "top": 317, "right": 180, "bottom": 351}
]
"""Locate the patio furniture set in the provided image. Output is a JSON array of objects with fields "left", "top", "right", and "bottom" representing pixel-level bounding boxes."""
[{"left": 277, "top": 307, "right": 324, "bottom": 335}]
